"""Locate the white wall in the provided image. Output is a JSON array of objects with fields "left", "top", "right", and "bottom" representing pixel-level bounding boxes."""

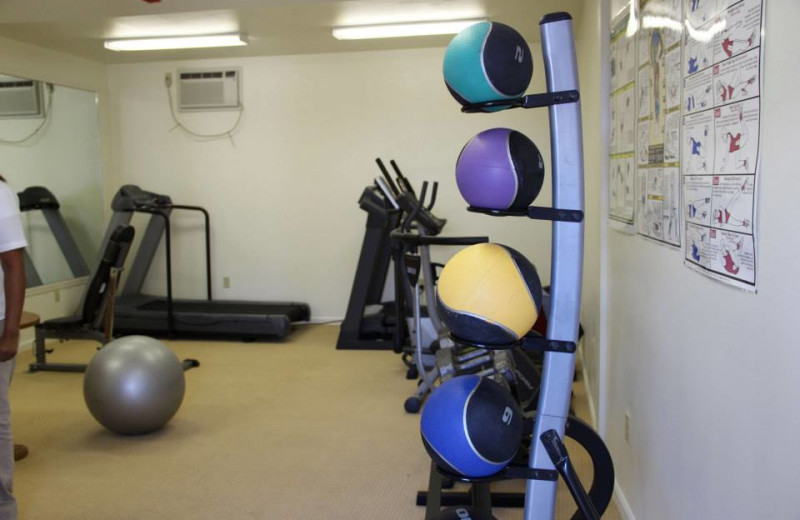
[
  {"left": 107, "top": 47, "right": 555, "bottom": 320},
  {"left": 601, "top": 1, "right": 800, "bottom": 519},
  {"left": 577, "top": 0, "right": 610, "bottom": 428}
]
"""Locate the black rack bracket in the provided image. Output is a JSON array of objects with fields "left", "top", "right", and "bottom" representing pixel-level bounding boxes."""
[
  {"left": 467, "top": 205, "right": 583, "bottom": 222},
  {"left": 433, "top": 463, "right": 559, "bottom": 484},
  {"left": 527, "top": 206, "right": 584, "bottom": 222},
  {"left": 449, "top": 334, "right": 575, "bottom": 354},
  {"left": 460, "top": 89, "right": 580, "bottom": 113},
  {"left": 521, "top": 335, "right": 577, "bottom": 354},
  {"left": 449, "top": 334, "right": 521, "bottom": 352}
]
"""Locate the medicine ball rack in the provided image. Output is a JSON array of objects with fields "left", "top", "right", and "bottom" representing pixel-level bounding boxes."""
[{"left": 419, "top": 12, "right": 615, "bottom": 520}]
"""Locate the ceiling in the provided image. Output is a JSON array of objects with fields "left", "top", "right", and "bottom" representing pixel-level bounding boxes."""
[{"left": 0, "top": 0, "right": 587, "bottom": 64}]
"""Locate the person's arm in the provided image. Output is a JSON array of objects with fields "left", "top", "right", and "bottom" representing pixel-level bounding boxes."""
[{"left": 0, "top": 248, "right": 25, "bottom": 361}]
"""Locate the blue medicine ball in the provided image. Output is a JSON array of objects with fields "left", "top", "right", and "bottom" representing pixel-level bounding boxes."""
[
  {"left": 443, "top": 21, "right": 533, "bottom": 110},
  {"left": 421, "top": 375, "right": 523, "bottom": 478},
  {"left": 432, "top": 507, "right": 498, "bottom": 520}
]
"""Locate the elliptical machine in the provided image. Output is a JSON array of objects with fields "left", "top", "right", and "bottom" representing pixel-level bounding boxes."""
[
  {"left": 376, "top": 163, "right": 542, "bottom": 415},
  {"left": 372, "top": 162, "right": 523, "bottom": 414}
]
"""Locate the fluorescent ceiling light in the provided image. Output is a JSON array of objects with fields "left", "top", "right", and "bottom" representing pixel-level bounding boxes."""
[
  {"left": 333, "top": 19, "right": 485, "bottom": 40},
  {"left": 105, "top": 33, "right": 247, "bottom": 51}
]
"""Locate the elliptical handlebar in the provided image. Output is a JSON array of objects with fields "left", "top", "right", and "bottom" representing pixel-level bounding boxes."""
[
  {"left": 392, "top": 178, "right": 487, "bottom": 246},
  {"left": 375, "top": 159, "right": 446, "bottom": 235},
  {"left": 375, "top": 158, "right": 401, "bottom": 197},
  {"left": 389, "top": 160, "right": 417, "bottom": 199},
  {"left": 426, "top": 182, "right": 439, "bottom": 212},
  {"left": 402, "top": 181, "right": 428, "bottom": 233}
]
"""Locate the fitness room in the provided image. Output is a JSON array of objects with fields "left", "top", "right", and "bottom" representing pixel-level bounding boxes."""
[{"left": 0, "top": 0, "right": 793, "bottom": 519}]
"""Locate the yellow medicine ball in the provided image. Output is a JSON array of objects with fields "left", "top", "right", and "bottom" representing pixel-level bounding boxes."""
[{"left": 437, "top": 242, "right": 542, "bottom": 345}]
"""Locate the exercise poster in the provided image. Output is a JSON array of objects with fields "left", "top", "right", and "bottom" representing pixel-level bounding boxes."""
[
  {"left": 635, "top": 0, "right": 683, "bottom": 247},
  {"left": 609, "top": 13, "right": 636, "bottom": 230},
  {"left": 609, "top": 0, "right": 763, "bottom": 291},
  {"left": 682, "top": 0, "right": 763, "bottom": 291}
]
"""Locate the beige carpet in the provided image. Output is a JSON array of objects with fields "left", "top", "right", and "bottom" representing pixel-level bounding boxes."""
[{"left": 9, "top": 324, "right": 620, "bottom": 519}]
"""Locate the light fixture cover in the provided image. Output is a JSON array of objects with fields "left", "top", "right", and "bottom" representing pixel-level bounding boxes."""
[
  {"left": 105, "top": 33, "right": 248, "bottom": 51},
  {"left": 333, "top": 19, "right": 485, "bottom": 40}
]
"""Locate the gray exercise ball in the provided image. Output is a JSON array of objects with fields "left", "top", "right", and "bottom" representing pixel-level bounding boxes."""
[{"left": 83, "top": 335, "right": 185, "bottom": 435}]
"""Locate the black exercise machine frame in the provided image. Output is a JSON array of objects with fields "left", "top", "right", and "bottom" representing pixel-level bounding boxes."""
[
  {"left": 109, "top": 184, "right": 309, "bottom": 340},
  {"left": 418, "top": 415, "right": 614, "bottom": 520},
  {"left": 121, "top": 202, "right": 211, "bottom": 338}
]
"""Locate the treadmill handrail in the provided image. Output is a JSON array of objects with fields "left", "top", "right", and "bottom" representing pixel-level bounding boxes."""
[
  {"left": 168, "top": 204, "right": 212, "bottom": 302},
  {"left": 129, "top": 208, "right": 175, "bottom": 337},
  {"left": 119, "top": 203, "right": 214, "bottom": 338},
  {"left": 119, "top": 203, "right": 212, "bottom": 301}
]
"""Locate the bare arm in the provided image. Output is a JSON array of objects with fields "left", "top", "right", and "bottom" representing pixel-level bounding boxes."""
[{"left": 0, "top": 248, "right": 25, "bottom": 361}]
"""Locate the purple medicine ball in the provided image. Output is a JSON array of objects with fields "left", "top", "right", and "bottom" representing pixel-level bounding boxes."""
[{"left": 456, "top": 128, "right": 544, "bottom": 210}]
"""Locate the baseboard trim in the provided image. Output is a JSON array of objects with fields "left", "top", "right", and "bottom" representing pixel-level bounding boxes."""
[
  {"left": 21, "top": 339, "right": 34, "bottom": 356},
  {"left": 25, "top": 276, "right": 88, "bottom": 297},
  {"left": 578, "top": 339, "right": 599, "bottom": 428},
  {"left": 614, "top": 481, "right": 636, "bottom": 520},
  {"left": 579, "top": 343, "right": 635, "bottom": 520}
]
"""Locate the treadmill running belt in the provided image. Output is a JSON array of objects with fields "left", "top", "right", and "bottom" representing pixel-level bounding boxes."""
[{"left": 138, "top": 300, "right": 309, "bottom": 321}]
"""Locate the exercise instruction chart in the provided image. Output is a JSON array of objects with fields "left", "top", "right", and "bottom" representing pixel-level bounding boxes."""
[
  {"left": 635, "top": 0, "right": 683, "bottom": 247},
  {"left": 682, "top": 0, "right": 763, "bottom": 291},
  {"left": 609, "top": 13, "right": 636, "bottom": 230}
]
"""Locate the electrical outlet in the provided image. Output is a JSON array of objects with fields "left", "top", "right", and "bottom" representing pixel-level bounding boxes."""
[
  {"left": 624, "top": 411, "right": 631, "bottom": 443},
  {"left": 165, "top": 72, "right": 173, "bottom": 88},
  {"left": 223, "top": 276, "right": 230, "bottom": 289},
  {"left": 54, "top": 289, "right": 60, "bottom": 303}
]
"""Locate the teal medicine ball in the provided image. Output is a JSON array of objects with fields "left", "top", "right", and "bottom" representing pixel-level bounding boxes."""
[{"left": 443, "top": 21, "right": 533, "bottom": 110}]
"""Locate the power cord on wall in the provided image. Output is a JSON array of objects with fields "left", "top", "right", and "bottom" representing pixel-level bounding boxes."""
[
  {"left": 164, "top": 72, "right": 244, "bottom": 144},
  {"left": 0, "top": 82, "right": 54, "bottom": 145}
]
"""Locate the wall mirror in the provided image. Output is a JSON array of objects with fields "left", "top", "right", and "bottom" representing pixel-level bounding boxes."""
[{"left": 0, "top": 74, "right": 104, "bottom": 287}]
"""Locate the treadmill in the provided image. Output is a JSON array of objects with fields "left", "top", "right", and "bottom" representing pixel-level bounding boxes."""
[
  {"left": 19, "top": 186, "right": 90, "bottom": 287},
  {"left": 106, "top": 185, "right": 310, "bottom": 340}
]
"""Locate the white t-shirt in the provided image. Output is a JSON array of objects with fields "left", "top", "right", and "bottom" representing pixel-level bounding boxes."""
[{"left": 0, "top": 182, "right": 27, "bottom": 321}]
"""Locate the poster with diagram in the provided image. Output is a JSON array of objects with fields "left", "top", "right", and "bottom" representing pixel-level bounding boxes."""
[
  {"left": 682, "top": 0, "right": 762, "bottom": 291},
  {"left": 635, "top": 0, "right": 683, "bottom": 247},
  {"left": 609, "top": 13, "right": 637, "bottom": 230}
]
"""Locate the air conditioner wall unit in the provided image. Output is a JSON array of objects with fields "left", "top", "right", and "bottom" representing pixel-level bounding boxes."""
[
  {"left": 177, "top": 68, "right": 241, "bottom": 111},
  {"left": 0, "top": 75, "right": 44, "bottom": 118}
]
